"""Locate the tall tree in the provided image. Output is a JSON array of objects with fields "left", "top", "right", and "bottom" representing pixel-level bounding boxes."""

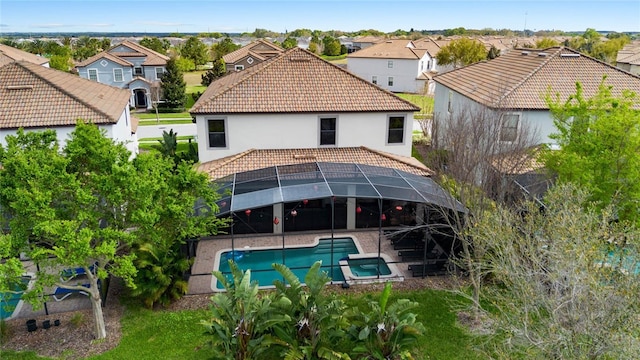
[
  {"left": 0, "top": 125, "right": 139, "bottom": 340},
  {"left": 139, "top": 36, "right": 171, "bottom": 54},
  {"left": 281, "top": 36, "right": 298, "bottom": 49},
  {"left": 201, "top": 58, "right": 226, "bottom": 86},
  {"left": 534, "top": 37, "right": 560, "bottom": 49},
  {"left": 322, "top": 35, "right": 341, "bottom": 56},
  {"left": 211, "top": 37, "right": 240, "bottom": 60},
  {"left": 542, "top": 80, "right": 640, "bottom": 224},
  {"left": 181, "top": 36, "right": 208, "bottom": 67},
  {"left": 161, "top": 58, "right": 187, "bottom": 109},
  {"left": 435, "top": 38, "right": 487, "bottom": 69}
]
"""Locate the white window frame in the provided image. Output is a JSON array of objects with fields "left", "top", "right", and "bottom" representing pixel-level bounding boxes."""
[
  {"left": 88, "top": 68, "right": 98, "bottom": 82},
  {"left": 388, "top": 76, "right": 394, "bottom": 87},
  {"left": 319, "top": 116, "right": 338, "bottom": 146},
  {"left": 500, "top": 113, "right": 520, "bottom": 142},
  {"left": 388, "top": 60, "right": 393, "bottom": 68},
  {"left": 113, "top": 68, "right": 124, "bottom": 82},
  {"left": 447, "top": 90, "right": 453, "bottom": 113},
  {"left": 372, "top": 75, "right": 377, "bottom": 85},
  {"left": 207, "top": 118, "right": 228, "bottom": 149},
  {"left": 235, "top": 65, "right": 244, "bottom": 71},
  {"left": 155, "top": 67, "right": 164, "bottom": 80},
  {"left": 387, "top": 115, "right": 405, "bottom": 144}
]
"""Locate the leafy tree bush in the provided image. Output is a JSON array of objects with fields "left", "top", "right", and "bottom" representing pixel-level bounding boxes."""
[
  {"left": 282, "top": 36, "right": 298, "bottom": 49},
  {"left": 139, "top": 36, "right": 170, "bottom": 54},
  {"left": 211, "top": 37, "right": 240, "bottom": 60},
  {"left": 181, "top": 36, "right": 208, "bottom": 66},
  {"left": 201, "top": 58, "right": 226, "bottom": 86},
  {"left": 175, "top": 57, "right": 195, "bottom": 72},
  {"left": 322, "top": 35, "right": 341, "bottom": 56},
  {"left": 435, "top": 38, "right": 487, "bottom": 68}
]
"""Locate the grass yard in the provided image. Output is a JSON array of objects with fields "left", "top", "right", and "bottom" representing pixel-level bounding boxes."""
[
  {"left": 0, "top": 288, "right": 479, "bottom": 360},
  {"left": 136, "top": 112, "right": 191, "bottom": 120},
  {"left": 183, "top": 70, "right": 206, "bottom": 87},
  {"left": 397, "top": 93, "right": 434, "bottom": 115}
]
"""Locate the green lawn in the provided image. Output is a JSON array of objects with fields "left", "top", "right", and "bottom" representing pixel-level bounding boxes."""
[
  {"left": 397, "top": 93, "right": 434, "bottom": 115},
  {"left": 0, "top": 288, "right": 479, "bottom": 360},
  {"left": 136, "top": 112, "right": 191, "bottom": 120}
]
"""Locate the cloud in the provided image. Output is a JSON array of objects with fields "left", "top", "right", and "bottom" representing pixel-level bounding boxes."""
[
  {"left": 31, "top": 23, "right": 68, "bottom": 29},
  {"left": 87, "top": 23, "right": 114, "bottom": 28}
]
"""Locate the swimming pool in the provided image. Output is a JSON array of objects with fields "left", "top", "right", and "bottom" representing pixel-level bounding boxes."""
[
  {"left": 215, "top": 237, "right": 361, "bottom": 289},
  {"left": 347, "top": 258, "right": 392, "bottom": 277},
  {"left": 0, "top": 276, "right": 31, "bottom": 320}
]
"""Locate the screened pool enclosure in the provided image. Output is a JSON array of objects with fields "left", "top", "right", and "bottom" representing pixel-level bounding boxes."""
[{"left": 193, "top": 162, "right": 466, "bottom": 283}]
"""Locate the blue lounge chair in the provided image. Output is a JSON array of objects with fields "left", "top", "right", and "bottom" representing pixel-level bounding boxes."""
[
  {"left": 53, "top": 284, "right": 90, "bottom": 301},
  {"left": 60, "top": 263, "right": 96, "bottom": 282}
]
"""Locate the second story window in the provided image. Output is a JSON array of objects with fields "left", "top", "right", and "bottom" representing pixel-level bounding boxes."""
[
  {"left": 388, "top": 77, "right": 394, "bottom": 86},
  {"left": 134, "top": 67, "right": 143, "bottom": 76},
  {"left": 235, "top": 65, "right": 244, "bottom": 71},
  {"left": 88, "top": 69, "right": 98, "bottom": 82},
  {"left": 155, "top": 67, "right": 165, "bottom": 80},
  {"left": 372, "top": 76, "right": 377, "bottom": 85},
  {"left": 387, "top": 116, "right": 405, "bottom": 144},
  {"left": 208, "top": 119, "right": 227, "bottom": 148},
  {"left": 320, "top": 117, "right": 337, "bottom": 146},
  {"left": 500, "top": 114, "right": 520, "bottom": 142},
  {"left": 388, "top": 60, "right": 393, "bottom": 68},
  {"left": 448, "top": 91, "right": 453, "bottom": 113},
  {"left": 113, "top": 68, "right": 123, "bottom": 82}
]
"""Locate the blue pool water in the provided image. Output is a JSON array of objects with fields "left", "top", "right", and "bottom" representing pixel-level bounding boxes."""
[
  {"left": 605, "top": 250, "right": 640, "bottom": 275},
  {"left": 0, "top": 277, "right": 29, "bottom": 320},
  {"left": 216, "top": 237, "right": 359, "bottom": 289},
  {"left": 348, "top": 258, "right": 392, "bottom": 277}
]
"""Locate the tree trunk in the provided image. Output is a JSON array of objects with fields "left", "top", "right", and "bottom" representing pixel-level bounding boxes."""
[{"left": 89, "top": 283, "right": 107, "bottom": 339}]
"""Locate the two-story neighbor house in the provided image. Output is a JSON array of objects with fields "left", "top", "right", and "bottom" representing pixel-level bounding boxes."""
[
  {"left": 0, "top": 44, "right": 50, "bottom": 67},
  {"left": 433, "top": 46, "right": 640, "bottom": 148},
  {"left": 222, "top": 39, "right": 284, "bottom": 72},
  {"left": 347, "top": 39, "right": 446, "bottom": 94},
  {"left": 186, "top": 48, "right": 466, "bottom": 293},
  {"left": 75, "top": 40, "right": 169, "bottom": 110},
  {"left": 0, "top": 61, "right": 138, "bottom": 154}
]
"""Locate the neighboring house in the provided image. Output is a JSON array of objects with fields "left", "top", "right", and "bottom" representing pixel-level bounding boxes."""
[
  {"left": 433, "top": 46, "right": 640, "bottom": 148},
  {"left": 616, "top": 41, "right": 640, "bottom": 76},
  {"left": 75, "top": 40, "right": 169, "bottom": 109},
  {"left": 191, "top": 47, "right": 420, "bottom": 164},
  {"left": 222, "top": 39, "right": 284, "bottom": 72},
  {"left": 0, "top": 61, "right": 138, "bottom": 155},
  {"left": 351, "top": 36, "right": 383, "bottom": 52},
  {"left": 0, "top": 44, "right": 50, "bottom": 67},
  {"left": 347, "top": 38, "right": 446, "bottom": 94}
]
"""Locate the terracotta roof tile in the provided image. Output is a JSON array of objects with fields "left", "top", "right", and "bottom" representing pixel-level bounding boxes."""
[
  {"left": 76, "top": 51, "right": 133, "bottom": 67},
  {"left": 616, "top": 42, "right": 640, "bottom": 65},
  {"left": 348, "top": 39, "right": 421, "bottom": 60},
  {"left": 0, "top": 44, "right": 49, "bottom": 67},
  {"left": 115, "top": 40, "right": 169, "bottom": 66},
  {"left": 198, "top": 147, "right": 433, "bottom": 180},
  {"left": 76, "top": 40, "right": 169, "bottom": 68},
  {"left": 0, "top": 61, "right": 130, "bottom": 129},
  {"left": 191, "top": 47, "right": 420, "bottom": 114},
  {"left": 435, "top": 47, "right": 640, "bottom": 110}
]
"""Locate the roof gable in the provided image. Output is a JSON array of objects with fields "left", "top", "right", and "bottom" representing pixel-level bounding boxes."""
[
  {"left": 223, "top": 39, "right": 284, "bottom": 64},
  {"left": 435, "top": 47, "right": 640, "bottom": 110},
  {"left": 0, "top": 61, "right": 130, "bottom": 129},
  {"left": 0, "top": 44, "right": 49, "bottom": 67},
  {"left": 192, "top": 47, "right": 419, "bottom": 114},
  {"left": 76, "top": 52, "right": 133, "bottom": 68}
]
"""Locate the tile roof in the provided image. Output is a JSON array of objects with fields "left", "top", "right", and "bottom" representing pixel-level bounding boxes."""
[
  {"left": 198, "top": 146, "right": 433, "bottom": 180},
  {"left": 115, "top": 40, "right": 169, "bottom": 66},
  {"left": 434, "top": 47, "right": 640, "bottom": 110},
  {"left": 0, "top": 44, "right": 49, "bottom": 67},
  {"left": 616, "top": 42, "right": 640, "bottom": 65},
  {"left": 348, "top": 39, "right": 422, "bottom": 60},
  {"left": 222, "top": 39, "right": 283, "bottom": 64},
  {"left": 411, "top": 38, "right": 444, "bottom": 57},
  {"left": 0, "top": 61, "right": 130, "bottom": 129},
  {"left": 490, "top": 146, "right": 545, "bottom": 175},
  {"left": 191, "top": 47, "right": 420, "bottom": 114}
]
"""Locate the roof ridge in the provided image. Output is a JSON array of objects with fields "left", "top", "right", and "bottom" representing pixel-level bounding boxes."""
[
  {"left": 117, "top": 40, "right": 170, "bottom": 60},
  {"left": 360, "top": 146, "right": 433, "bottom": 175},
  {"left": 493, "top": 46, "right": 563, "bottom": 107},
  {"left": 16, "top": 61, "right": 121, "bottom": 121}
]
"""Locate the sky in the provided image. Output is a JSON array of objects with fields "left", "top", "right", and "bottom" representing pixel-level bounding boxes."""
[{"left": 1, "top": 0, "right": 639, "bottom": 34}]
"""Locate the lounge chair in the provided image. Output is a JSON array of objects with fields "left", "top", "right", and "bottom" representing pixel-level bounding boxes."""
[
  {"left": 59, "top": 263, "right": 96, "bottom": 282},
  {"left": 52, "top": 284, "right": 90, "bottom": 301}
]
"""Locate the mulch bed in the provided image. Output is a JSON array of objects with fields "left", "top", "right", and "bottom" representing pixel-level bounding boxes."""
[{"left": 1, "top": 276, "right": 458, "bottom": 359}]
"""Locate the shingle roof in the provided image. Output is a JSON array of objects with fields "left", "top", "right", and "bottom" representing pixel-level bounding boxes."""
[
  {"left": 191, "top": 47, "right": 420, "bottom": 114},
  {"left": 348, "top": 39, "right": 422, "bottom": 60},
  {"left": 0, "top": 44, "right": 49, "bottom": 67},
  {"left": 434, "top": 47, "right": 640, "bottom": 110},
  {"left": 75, "top": 40, "right": 169, "bottom": 68},
  {"left": 223, "top": 39, "right": 283, "bottom": 64},
  {"left": 616, "top": 42, "right": 640, "bottom": 65},
  {"left": 0, "top": 61, "right": 130, "bottom": 129},
  {"left": 198, "top": 147, "right": 433, "bottom": 180},
  {"left": 75, "top": 51, "right": 133, "bottom": 67}
]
